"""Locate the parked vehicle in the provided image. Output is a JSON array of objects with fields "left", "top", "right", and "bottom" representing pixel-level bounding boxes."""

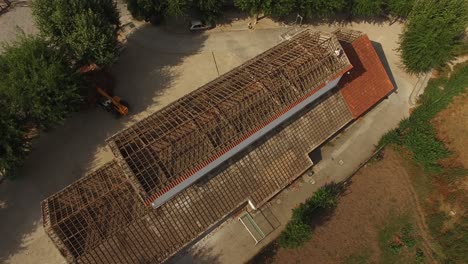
[{"left": 190, "top": 20, "right": 214, "bottom": 31}]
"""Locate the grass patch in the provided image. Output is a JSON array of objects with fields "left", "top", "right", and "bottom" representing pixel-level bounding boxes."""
[
  {"left": 378, "top": 63, "right": 468, "bottom": 263},
  {"left": 344, "top": 250, "right": 372, "bottom": 264},
  {"left": 377, "top": 64, "right": 468, "bottom": 171},
  {"left": 378, "top": 213, "right": 421, "bottom": 264},
  {"left": 278, "top": 183, "right": 342, "bottom": 248}
]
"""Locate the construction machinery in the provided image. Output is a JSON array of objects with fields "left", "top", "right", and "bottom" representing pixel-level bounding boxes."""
[
  {"left": 79, "top": 64, "right": 129, "bottom": 117},
  {"left": 96, "top": 86, "right": 129, "bottom": 116}
]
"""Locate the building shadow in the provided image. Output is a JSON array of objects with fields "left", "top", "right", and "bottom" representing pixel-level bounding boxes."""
[
  {"left": 0, "top": 24, "right": 208, "bottom": 263},
  {"left": 371, "top": 41, "right": 398, "bottom": 92},
  {"left": 308, "top": 148, "right": 323, "bottom": 165}
]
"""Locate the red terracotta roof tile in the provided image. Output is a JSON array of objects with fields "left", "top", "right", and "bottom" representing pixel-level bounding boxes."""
[{"left": 338, "top": 35, "right": 394, "bottom": 118}]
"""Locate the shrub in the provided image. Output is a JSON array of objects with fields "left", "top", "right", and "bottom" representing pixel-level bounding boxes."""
[
  {"left": 278, "top": 183, "right": 341, "bottom": 248},
  {"left": 278, "top": 220, "right": 311, "bottom": 248},
  {"left": 377, "top": 64, "right": 468, "bottom": 171}
]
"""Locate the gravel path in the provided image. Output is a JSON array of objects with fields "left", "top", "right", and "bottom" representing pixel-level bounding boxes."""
[{"left": 0, "top": 2, "right": 37, "bottom": 46}]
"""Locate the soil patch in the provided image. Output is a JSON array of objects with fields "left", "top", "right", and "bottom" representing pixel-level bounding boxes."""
[
  {"left": 251, "top": 149, "right": 433, "bottom": 264},
  {"left": 432, "top": 93, "right": 468, "bottom": 168}
]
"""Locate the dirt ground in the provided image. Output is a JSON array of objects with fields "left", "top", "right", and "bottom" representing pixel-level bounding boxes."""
[
  {"left": 432, "top": 93, "right": 468, "bottom": 168},
  {"left": 251, "top": 149, "right": 434, "bottom": 264}
]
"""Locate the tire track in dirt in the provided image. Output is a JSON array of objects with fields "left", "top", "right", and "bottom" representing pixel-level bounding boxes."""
[{"left": 398, "top": 161, "right": 439, "bottom": 263}]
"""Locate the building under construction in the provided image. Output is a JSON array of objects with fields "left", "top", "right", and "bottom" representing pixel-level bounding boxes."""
[{"left": 42, "top": 28, "right": 394, "bottom": 264}]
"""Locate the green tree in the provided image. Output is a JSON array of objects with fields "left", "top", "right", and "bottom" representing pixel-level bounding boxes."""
[
  {"left": 0, "top": 108, "right": 26, "bottom": 178},
  {"left": 194, "top": 0, "right": 224, "bottom": 23},
  {"left": 235, "top": 0, "right": 296, "bottom": 20},
  {"left": 0, "top": 35, "right": 82, "bottom": 127},
  {"left": 165, "top": 0, "right": 189, "bottom": 18},
  {"left": 267, "top": 0, "right": 295, "bottom": 18},
  {"left": 351, "top": 0, "right": 384, "bottom": 17},
  {"left": 32, "top": 0, "right": 120, "bottom": 66},
  {"left": 387, "top": 0, "right": 415, "bottom": 18},
  {"left": 126, "top": 0, "right": 165, "bottom": 23},
  {"left": 297, "top": 0, "right": 346, "bottom": 18},
  {"left": 234, "top": 0, "right": 267, "bottom": 21},
  {"left": 400, "top": 0, "right": 468, "bottom": 73}
]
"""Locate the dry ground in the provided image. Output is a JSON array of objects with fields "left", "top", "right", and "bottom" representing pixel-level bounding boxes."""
[
  {"left": 250, "top": 149, "right": 434, "bottom": 264},
  {"left": 432, "top": 94, "right": 468, "bottom": 169}
]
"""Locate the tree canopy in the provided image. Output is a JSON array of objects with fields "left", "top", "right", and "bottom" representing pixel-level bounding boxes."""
[
  {"left": 297, "top": 0, "right": 346, "bottom": 18},
  {"left": 399, "top": 0, "right": 468, "bottom": 73},
  {"left": 32, "top": 0, "right": 120, "bottom": 66},
  {"left": 0, "top": 107, "right": 26, "bottom": 178},
  {"left": 387, "top": 0, "right": 415, "bottom": 18},
  {"left": 0, "top": 35, "right": 82, "bottom": 127},
  {"left": 0, "top": 35, "right": 83, "bottom": 177},
  {"left": 351, "top": 0, "right": 384, "bottom": 17},
  {"left": 194, "top": 0, "right": 224, "bottom": 23}
]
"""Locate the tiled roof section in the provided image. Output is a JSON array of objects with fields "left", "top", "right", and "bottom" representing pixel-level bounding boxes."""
[
  {"left": 107, "top": 29, "right": 351, "bottom": 203},
  {"left": 43, "top": 89, "right": 353, "bottom": 264},
  {"left": 336, "top": 30, "right": 394, "bottom": 118}
]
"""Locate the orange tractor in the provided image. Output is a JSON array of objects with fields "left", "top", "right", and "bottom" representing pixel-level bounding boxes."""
[{"left": 79, "top": 64, "right": 129, "bottom": 117}]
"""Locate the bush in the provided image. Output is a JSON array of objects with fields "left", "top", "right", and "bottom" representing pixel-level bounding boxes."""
[
  {"left": 33, "top": 0, "right": 120, "bottom": 66},
  {"left": 399, "top": 0, "right": 468, "bottom": 73},
  {"left": 278, "top": 220, "right": 311, "bottom": 248},
  {"left": 377, "top": 64, "right": 468, "bottom": 171},
  {"left": 278, "top": 183, "right": 341, "bottom": 248}
]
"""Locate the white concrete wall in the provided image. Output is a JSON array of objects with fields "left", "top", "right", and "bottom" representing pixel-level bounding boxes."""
[{"left": 152, "top": 76, "right": 343, "bottom": 208}]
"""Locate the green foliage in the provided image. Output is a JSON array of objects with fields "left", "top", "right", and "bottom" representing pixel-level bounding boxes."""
[
  {"left": 0, "top": 108, "right": 26, "bottom": 178},
  {"left": 399, "top": 0, "right": 468, "bottom": 73},
  {"left": 66, "top": 10, "right": 118, "bottom": 66},
  {"left": 378, "top": 214, "right": 419, "bottom": 263},
  {"left": 0, "top": 35, "right": 82, "bottom": 127},
  {"left": 165, "top": 0, "right": 189, "bottom": 18},
  {"left": 278, "top": 220, "right": 311, "bottom": 248},
  {"left": 436, "top": 217, "right": 468, "bottom": 263},
  {"left": 297, "top": 0, "right": 346, "bottom": 18},
  {"left": 387, "top": 0, "right": 415, "bottom": 18},
  {"left": 126, "top": 0, "right": 190, "bottom": 22},
  {"left": 415, "top": 248, "right": 424, "bottom": 263},
  {"left": 351, "top": 0, "right": 384, "bottom": 17},
  {"left": 266, "top": 0, "right": 296, "bottom": 17},
  {"left": 194, "top": 0, "right": 224, "bottom": 23},
  {"left": 234, "top": 0, "right": 267, "bottom": 17},
  {"left": 32, "top": 0, "right": 120, "bottom": 66},
  {"left": 344, "top": 252, "right": 371, "bottom": 264},
  {"left": 377, "top": 64, "right": 468, "bottom": 171},
  {"left": 0, "top": 35, "right": 82, "bottom": 177},
  {"left": 278, "top": 183, "right": 341, "bottom": 248},
  {"left": 126, "top": 0, "right": 165, "bottom": 21}
]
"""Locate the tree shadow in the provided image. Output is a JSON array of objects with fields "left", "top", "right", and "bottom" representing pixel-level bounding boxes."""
[
  {"left": 0, "top": 24, "right": 208, "bottom": 263},
  {"left": 170, "top": 244, "right": 222, "bottom": 264}
]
